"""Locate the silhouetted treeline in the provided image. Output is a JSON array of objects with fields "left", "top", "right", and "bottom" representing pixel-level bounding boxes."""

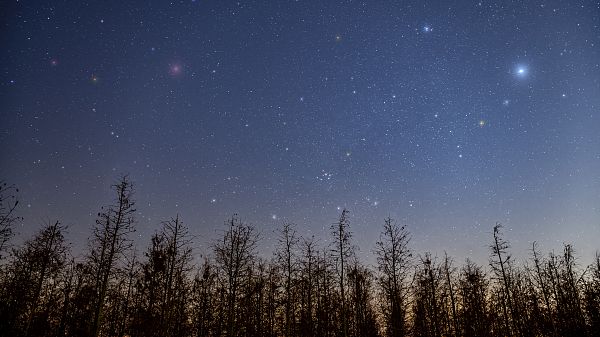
[{"left": 1, "top": 176, "right": 599, "bottom": 337}]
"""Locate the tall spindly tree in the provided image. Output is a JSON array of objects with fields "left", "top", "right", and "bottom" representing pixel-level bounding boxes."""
[
  {"left": 0, "top": 181, "right": 21, "bottom": 259},
  {"left": 87, "top": 175, "right": 136, "bottom": 337},
  {"left": 330, "top": 208, "right": 354, "bottom": 337},
  {"left": 374, "top": 217, "right": 411, "bottom": 337},
  {"left": 213, "top": 215, "right": 259, "bottom": 337}
]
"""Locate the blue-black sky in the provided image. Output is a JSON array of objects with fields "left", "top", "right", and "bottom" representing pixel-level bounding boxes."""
[{"left": 1, "top": 0, "right": 599, "bottom": 264}]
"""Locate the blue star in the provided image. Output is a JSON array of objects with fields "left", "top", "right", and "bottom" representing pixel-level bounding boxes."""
[{"left": 515, "top": 65, "right": 528, "bottom": 77}]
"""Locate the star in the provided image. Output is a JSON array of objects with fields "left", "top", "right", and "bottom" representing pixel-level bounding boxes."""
[
  {"left": 514, "top": 65, "right": 528, "bottom": 78},
  {"left": 423, "top": 25, "right": 432, "bottom": 33},
  {"left": 169, "top": 63, "right": 182, "bottom": 76},
  {"left": 478, "top": 120, "right": 486, "bottom": 127},
  {"left": 50, "top": 59, "right": 58, "bottom": 66}
]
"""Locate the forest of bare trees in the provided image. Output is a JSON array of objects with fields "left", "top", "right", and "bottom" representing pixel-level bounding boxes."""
[{"left": 1, "top": 176, "right": 599, "bottom": 337}]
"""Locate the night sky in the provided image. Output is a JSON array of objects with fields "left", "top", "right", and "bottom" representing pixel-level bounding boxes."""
[{"left": 1, "top": 0, "right": 599, "bottom": 264}]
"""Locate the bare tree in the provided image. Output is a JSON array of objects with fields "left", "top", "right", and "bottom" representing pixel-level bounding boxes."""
[
  {"left": 0, "top": 181, "right": 21, "bottom": 259},
  {"left": 330, "top": 209, "right": 353, "bottom": 337},
  {"left": 132, "top": 215, "right": 193, "bottom": 337},
  {"left": 298, "top": 236, "right": 318, "bottom": 337},
  {"left": 191, "top": 258, "right": 217, "bottom": 337},
  {"left": 3, "top": 176, "right": 600, "bottom": 337},
  {"left": 115, "top": 249, "right": 138, "bottom": 337},
  {"left": 314, "top": 248, "right": 336, "bottom": 337},
  {"left": 87, "top": 175, "right": 136, "bottom": 337},
  {"left": 412, "top": 253, "right": 446, "bottom": 337},
  {"left": 213, "top": 215, "right": 259, "bottom": 337},
  {"left": 374, "top": 217, "right": 411, "bottom": 337},
  {"left": 347, "top": 258, "right": 379, "bottom": 337},
  {"left": 0, "top": 221, "right": 68, "bottom": 337},
  {"left": 489, "top": 223, "right": 514, "bottom": 335},
  {"left": 443, "top": 252, "right": 458, "bottom": 337},
  {"left": 550, "top": 244, "right": 587, "bottom": 336},
  {"left": 457, "top": 259, "right": 490, "bottom": 337},
  {"left": 530, "top": 241, "right": 557, "bottom": 336},
  {"left": 583, "top": 253, "right": 600, "bottom": 336},
  {"left": 160, "top": 215, "right": 194, "bottom": 336},
  {"left": 274, "top": 222, "right": 300, "bottom": 336}
]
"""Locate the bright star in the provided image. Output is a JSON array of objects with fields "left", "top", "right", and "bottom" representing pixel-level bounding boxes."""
[{"left": 515, "top": 65, "right": 528, "bottom": 77}]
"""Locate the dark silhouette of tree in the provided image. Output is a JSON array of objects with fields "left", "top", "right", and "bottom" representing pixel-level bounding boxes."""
[
  {"left": 274, "top": 222, "right": 299, "bottom": 336},
  {"left": 132, "top": 215, "right": 193, "bottom": 337},
  {"left": 347, "top": 258, "right": 380, "bottom": 337},
  {"left": 583, "top": 253, "right": 600, "bottom": 336},
  {"left": 489, "top": 223, "right": 515, "bottom": 335},
  {"left": 87, "top": 175, "right": 136, "bottom": 337},
  {"left": 0, "top": 220, "right": 68, "bottom": 337},
  {"left": 60, "top": 261, "right": 96, "bottom": 336},
  {"left": 412, "top": 253, "right": 446, "bottom": 337},
  {"left": 191, "top": 258, "right": 217, "bottom": 337},
  {"left": 298, "top": 236, "right": 318, "bottom": 337},
  {"left": 240, "top": 258, "right": 277, "bottom": 337},
  {"left": 213, "top": 215, "right": 259, "bottom": 337},
  {"left": 374, "top": 217, "right": 411, "bottom": 337},
  {"left": 330, "top": 208, "right": 353, "bottom": 337},
  {"left": 548, "top": 244, "right": 587, "bottom": 336},
  {"left": 315, "top": 248, "right": 336, "bottom": 336},
  {"left": 457, "top": 259, "right": 490, "bottom": 337},
  {"left": 0, "top": 181, "right": 21, "bottom": 259},
  {"left": 442, "top": 252, "right": 458, "bottom": 337},
  {"left": 0, "top": 174, "right": 599, "bottom": 337},
  {"left": 530, "top": 241, "right": 557, "bottom": 336},
  {"left": 114, "top": 249, "right": 138, "bottom": 337}
]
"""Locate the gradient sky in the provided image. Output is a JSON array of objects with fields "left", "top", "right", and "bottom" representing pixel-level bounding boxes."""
[{"left": 1, "top": 0, "right": 599, "bottom": 266}]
